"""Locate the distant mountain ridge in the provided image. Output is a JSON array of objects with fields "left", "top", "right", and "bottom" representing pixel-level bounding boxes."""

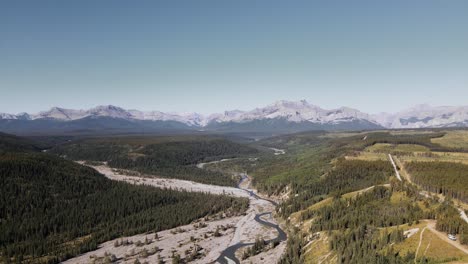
[
  {"left": 371, "top": 104, "right": 468, "bottom": 129},
  {"left": 0, "top": 100, "right": 376, "bottom": 125},
  {"left": 1, "top": 100, "right": 468, "bottom": 135}
]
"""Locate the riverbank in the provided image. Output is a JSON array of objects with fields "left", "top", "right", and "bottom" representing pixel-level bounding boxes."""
[{"left": 64, "top": 163, "right": 286, "bottom": 264}]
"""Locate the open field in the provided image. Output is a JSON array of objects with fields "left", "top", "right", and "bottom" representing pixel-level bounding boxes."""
[
  {"left": 346, "top": 151, "right": 388, "bottom": 161},
  {"left": 398, "top": 151, "right": 468, "bottom": 165},
  {"left": 346, "top": 143, "right": 433, "bottom": 161},
  {"left": 432, "top": 130, "right": 468, "bottom": 149},
  {"left": 348, "top": 151, "right": 468, "bottom": 165},
  {"left": 392, "top": 220, "right": 468, "bottom": 263},
  {"left": 389, "top": 130, "right": 438, "bottom": 135},
  {"left": 365, "top": 143, "right": 430, "bottom": 153},
  {"left": 348, "top": 140, "right": 468, "bottom": 165},
  {"left": 302, "top": 231, "right": 336, "bottom": 263}
]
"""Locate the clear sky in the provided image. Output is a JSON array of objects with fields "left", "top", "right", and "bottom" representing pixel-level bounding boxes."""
[{"left": 1, "top": 1, "right": 468, "bottom": 114}]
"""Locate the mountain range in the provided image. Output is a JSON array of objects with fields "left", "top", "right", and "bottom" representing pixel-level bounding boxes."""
[{"left": 1, "top": 100, "right": 467, "bottom": 135}]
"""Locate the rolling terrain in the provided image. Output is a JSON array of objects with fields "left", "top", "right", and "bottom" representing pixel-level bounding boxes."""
[
  {"left": 2, "top": 129, "right": 468, "bottom": 263},
  {"left": 0, "top": 134, "right": 249, "bottom": 263}
]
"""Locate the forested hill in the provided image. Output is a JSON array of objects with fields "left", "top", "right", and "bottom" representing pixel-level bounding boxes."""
[
  {"left": 50, "top": 136, "right": 258, "bottom": 186},
  {"left": 0, "top": 132, "right": 40, "bottom": 153},
  {"left": 0, "top": 134, "right": 249, "bottom": 263}
]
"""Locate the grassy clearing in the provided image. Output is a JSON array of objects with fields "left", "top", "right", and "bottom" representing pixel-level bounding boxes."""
[
  {"left": 346, "top": 151, "right": 388, "bottom": 161},
  {"left": 391, "top": 222, "right": 468, "bottom": 263},
  {"left": 421, "top": 230, "right": 468, "bottom": 263},
  {"left": 396, "top": 156, "right": 468, "bottom": 211},
  {"left": 432, "top": 130, "right": 468, "bottom": 150},
  {"left": 387, "top": 222, "right": 426, "bottom": 255},
  {"left": 389, "top": 130, "right": 437, "bottom": 135},
  {"left": 354, "top": 139, "right": 468, "bottom": 166},
  {"left": 365, "top": 143, "right": 430, "bottom": 153},
  {"left": 291, "top": 185, "right": 390, "bottom": 228},
  {"left": 347, "top": 143, "right": 432, "bottom": 161},
  {"left": 390, "top": 191, "right": 408, "bottom": 204},
  {"left": 289, "top": 197, "right": 333, "bottom": 227},
  {"left": 399, "top": 151, "right": 468, "bottom": 165},
  {"left": 302, "top": 231, "right": 336, "bottom": 263},
  {"left": 318, "top": 131, "right": 364, "bottom": 139}
]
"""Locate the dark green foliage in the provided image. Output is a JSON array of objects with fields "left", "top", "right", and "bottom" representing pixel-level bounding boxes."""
[
  {"left": 461, "top": 230, "right": 468, "bottom": 245},
  {"left": 309, "top": 187, "right": 423, "bottom": 231},
  {"left": 329, "top": 225, "right": 414, "bottom": 264},
  {"left": 0, "top": 132, "right": 40, "bottom": 153},
  {"left": 309, "top": 187, "right": 422, "bottom": 263},
  {"left": 255, "top": 131, "right": 465, "bottom": 263},
  {"left": 253, "top": 131, "right": 444, "bottom": 215},
  {"left": 435, "top": 202, "right": 468, "bottom": 244},
  {"left": 363, "top": 132, "right": 444, "bottom": 149},
  {"left": 328, "top": 131, "right": 457, "bottom": 154},
  {"left": 0, "top": 116, "right": 195, "bottom": 136},
  {"left": 241, "top": 238, "right": 267, "bottom": 259},
  {"left": 0, "top": 152, "right": 248, "bottom": 263},
  {"left": 309, "top": 159, "right": 393, "bottom": 197},
  {"left": 278, "top": 159, "right": 394, "bottom": 217},
  {"left": 248, "top": 131, "right": 460, "bottom": 219},
  {"left": 51, "top": 137, "right": 257, "bottom": 186},
  {"left": 405, "top": 161, "right": 468, "bottom": 202},
  {"left": 278, "top": 231, "right": 305, "bottom": 264}
]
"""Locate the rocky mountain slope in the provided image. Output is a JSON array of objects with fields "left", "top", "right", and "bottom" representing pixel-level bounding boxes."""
[
  {"left": 0, "top": 100, "right": 378, "bottom": 125},
  {"left": 1, "top": 101, "right": 467, "bottom": 135},
  {"left": 372, "top": 104, "right": 468, "bottom": 129}
]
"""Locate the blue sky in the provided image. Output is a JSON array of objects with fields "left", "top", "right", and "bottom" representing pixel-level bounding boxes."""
[{"left": 1, "top": 1, "right": 467, "bottom": 114}]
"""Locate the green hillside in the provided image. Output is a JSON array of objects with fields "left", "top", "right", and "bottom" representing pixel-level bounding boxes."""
[{"left": 0, "top": 134, "right": 248, "bottom": 263}]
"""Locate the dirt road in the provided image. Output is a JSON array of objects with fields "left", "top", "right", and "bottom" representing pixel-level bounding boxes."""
[
  {"left": 425, "top": 221, "right": 468, "bottom": 255},
  {"left": 388, "top": 154, "right": 402, "bottom": 181}
]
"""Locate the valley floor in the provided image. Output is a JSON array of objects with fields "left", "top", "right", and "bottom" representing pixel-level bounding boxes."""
[{"left": 64, "top": 163, "right": 286, "bottom": 264}]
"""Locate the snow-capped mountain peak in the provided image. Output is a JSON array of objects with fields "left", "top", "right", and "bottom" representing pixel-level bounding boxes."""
[
  {"left": 379, "top": 104, "right": 468, "bottom": 128},
  {"left": 88, "top": 105, "right": 133, "bottom": 119},
  {"left": 0, "top": 113, "right": 17, "bottom": 120},
  {"left": 1, "top": 101, "right": 468, "bottom": 129},
  {"left": 34, "top": 107, "right": 86, "bottom": 121},
  {"left": 0, "top": 101, "right": 382, "bottom": 127}
]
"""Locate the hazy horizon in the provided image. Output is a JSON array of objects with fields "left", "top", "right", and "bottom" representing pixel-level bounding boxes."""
[
  {"left": 2, "top": 1, "right": 468, "bottom": 114},
  {"left": 2, "top": 99, "right": 468, "bottom": 117}
]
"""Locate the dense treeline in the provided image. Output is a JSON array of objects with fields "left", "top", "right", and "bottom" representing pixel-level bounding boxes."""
[
  {"left": 363, "top": 132, "right": 444, "bottom": 148},
  {"left": 435, "top": 202, "right": 468, "bottom": 244},
  {"left": 253, "top": 131, "right": 468, "bottom": 263},
  {"left": 0, "top": 132, "right": 40, "bottom": 153},
  {"left": 252, "top": 148, "right": 326, "bottom": 196},
  {"left": 309, "top": 187, "right": 423, "bottom": 263},
  {"left": 253, "top": 131, "right": 445, "bottom": 211},
  {"left": 112, "top": 160, "right": 239, "bottom": 186},
  {"left": 307, "top": 187, "right": 423, "bottom": 231},
  {"left": 52, "top": 138, "right": 257, "bottom": 164},
  {"left": 278, "top": 159, "right": 394, "bottom": 216},
  {"left": 280, "top": 181, "right": 456, "bottom": 264},
  {"left": 0, "top": 152, "right": 248, "bottom": 263},
  {"left": 308, "top": 159, "right": 393, "bottom": 197},
  {"left": 327, "top": 131, "right": 466, "bottom": 154},
  {"left": 51, "top": 137, "right": 258, "bottom": 186},
  {"left": 329, "top": 226, "right": 413, "bottom": 264},
  {"left": 250, "top": 132, "right": 331, "bottom": 195},
  {"left": 278, "top": 231, "right": 305, "bottom": 264},
  {"left": 405, "top": 161, "right": 468, "bottom": 202}
]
